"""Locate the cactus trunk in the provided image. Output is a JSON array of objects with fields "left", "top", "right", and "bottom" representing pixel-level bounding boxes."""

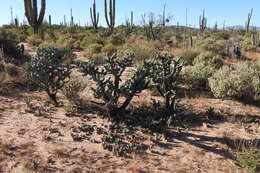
[
  {"left": 24, "top": 0, "right": 46, "bottom": 34},
  {"left": 90, "top": 0, "right": 99, "bottom": 31},
  {"left": 104, "top": 0, "right": 116, "bottom": 32}
]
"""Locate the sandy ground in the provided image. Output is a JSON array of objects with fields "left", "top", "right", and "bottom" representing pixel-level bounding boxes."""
[
  {"left": 0, "top": 88, "right": 259, "bottom": 173},
  {"left": 0, "top": 46, "right": 259, "bottom": 173}
]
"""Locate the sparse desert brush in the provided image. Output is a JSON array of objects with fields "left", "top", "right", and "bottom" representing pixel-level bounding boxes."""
[
  {"left": 193, "top": 51, "right": 224, "bottom": 69},
  {"left": 209, "top": 62, "right": 260, "bottom": 103},
  {"left": 26, "top": 34, "right": 43, "bottom": 47},
  {"left": 4, "top": 63, "right": 21, "bottom": 77},
  {"left": 181, "top": 62, "right": 216, "bottom": 89},
  {"left": 197, "top": 37, "right": 226, "bottom": 55},
  {"left": 88, "top": 43, "right": 103, "bottom": 54},
  {"left": 80, "top": 34, "right": 104, "bottom": 48},
  {"left": 242, "top": 36, "right": 257, "bottom": 52},
  {"left": 179, "top": 49, "right": 200, "bottom": 65},
  {"left": 83, "top": 51, "right": 106, "bottom": 65},
  {"left": 102, "top": 43, "right": 118, "bottom": 56},
  {"left": 109, "top": 33, "right": 125, "bottom": 46},
  {"left": 62, "top": 77, "right": 87, "bottom": 105}
]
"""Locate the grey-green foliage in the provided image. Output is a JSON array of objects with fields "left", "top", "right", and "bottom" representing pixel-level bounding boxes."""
[
  {"left": 150, "top": 54, "right": 183, "bottom": 115},
  {"left": 62, "top": 77, "right": 87, "bottom": 105},
  {"left": 193, "top": 51, "right": 223, "bottom": 69},
  {"left": 26, "top": 46, "right": 72, "bottom": 106},
  {"left": 79, "top": 53, "right": 152, "bottom": 115},
  {"left": 209, "top": 62, "right": 260, "bottom": 102},
  {"left": 182, "top": 63, "right": 216, "bottom": 89}
]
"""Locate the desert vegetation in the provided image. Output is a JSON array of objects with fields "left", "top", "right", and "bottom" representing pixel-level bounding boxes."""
[{"left": 0, "top": 0, "right": 259, "bottom": 172}]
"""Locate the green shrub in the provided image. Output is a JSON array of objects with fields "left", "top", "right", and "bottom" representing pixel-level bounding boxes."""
[
  {"left": 235, "top": 148, "right": 260, "bottom": 173},
  {"left": 89, "top": 43, "right": 103, "bottom": 54},
  {"left": 179, "top": 49, "right": 200, "bottom": 65},
  {"left": 209, "top": 62, "right": 260, "bottom": 102},
  {"left": 39, "top": 43, "right": 76, "bottom": 64},
  {"left": 193, "top": 51, "right": 224, "bottom": 69},
  {"left": 110, "top": 34, "right": 125, "bottom": 46},
  {"left": 198, "top": 38, "right": 226, "bottom": 55},
  {"left": 181, "top": 63, "right": 216, "bottom": 89},
  {"left": 102, "top": 44, "right": 117, "bottom": 56},
  {"left": 62, "top": 77, "right": 87, "bottom": 105},
  {"left": 80, "top": 35, "right": 104, "bottom": 48},
  {"left": 26, "top": 46, "right": 72, "bottom": 106},
  {"left": 26, "top": 34, "right": 43, "bottom": 47},
  {"left": 0, "top": 32, "right": 25, "bottom": 64},
  {"left": 83, "top": 52, "right": 106, "bottom": 65}
]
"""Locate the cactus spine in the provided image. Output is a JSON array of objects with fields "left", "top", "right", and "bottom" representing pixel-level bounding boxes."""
[
  {"left": 90, "top": 0, "right": 99, "bottom": 31},
  {"left": 199, "top": 10, "right": 207, "bottom": 32},
  {"left": 104, "top": 0, "right": 116, "bottom": 32},
  {"left": 245, "top": 8, "right": 253, "bottom": 33},
  {"left": 24, "top": 0, "right": 46, "bottom": 34}
]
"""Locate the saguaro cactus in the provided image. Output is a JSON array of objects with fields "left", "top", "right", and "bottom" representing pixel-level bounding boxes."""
[
  {"left": 245, "top": 8, "right": 253, "bottom": 33},
  {"left": 70, "top": 8, "right": 74, "bottom": 27},
  {"left": 49, "top": 15, "right": 52, "bottom": 26},
  {"left": 126, "top": 11, "right": 134, "bottom": 29},
  {"left": 199, "top": 10, "right": 207, "bottom": 33},
  {"left": 24, "top": 0, "right": 46, "bottom": 34},
  {"left": 162, "top": 3, "right": 166, "bottom": 27},
  {"left": 104, "top": 0, "right": 116, "bottom": 32},
  {"left": 90, "top": 0, "right": 99, "bottom": 31}
]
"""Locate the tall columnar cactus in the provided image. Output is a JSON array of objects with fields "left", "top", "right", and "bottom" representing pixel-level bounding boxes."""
[
  {"left": 49, "top": 15, "right": 52, "bottom": 26},
  {"left": 70, "top": 8, "right": 74, "bottom": 26},
  {"left": 162, "top": 3, "right": 166, "bottom": 27},
  {"left": 126, "top": 11, "right": 134, "bottom": 29},
  {"left": 24, "top": 0, "right": 46, "bottom": 34},
  {"left": 104, "top": 0, "right": 116, "bottom": 32},
  {"left": 245, "top": 8, "right": 253, "bottom": 33},
  {"left": 199, "top": 10, "right": 207, "bottom": 33},
  {"left": 90, "top": 0, "right": 99, "bottom": 31},
  {"left": 14, "top": 17, "right": 19, "bottom": 27}
]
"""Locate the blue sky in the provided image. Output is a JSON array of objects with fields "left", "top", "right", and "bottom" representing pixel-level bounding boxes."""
[{"left": 0, "top": 0, "right": 259, "bottom": 27}]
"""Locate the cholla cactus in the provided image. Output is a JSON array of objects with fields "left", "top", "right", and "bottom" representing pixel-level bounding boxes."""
[
  {"left": 150, "top": 53, "right": 183, "bottom": 115},
  {"left": 80, "top": 53, "right": 152, "bottom": 116},
  {"left": 26, "top": 47, "right": 72, "bottom": 106}
]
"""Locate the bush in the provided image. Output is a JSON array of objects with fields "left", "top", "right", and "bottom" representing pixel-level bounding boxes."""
[
  {"left": 198, "top": 38, "right": 226, "bottom": 55},
  {"left": 39, "top": 43, "right": 76, "bottom": 64},
  {"left": 79, "top": 53, "right": 153, "bottom": 116},
  {"left": 83, "top": 52, "right": 106, "bottom": 65},
  {"left": 89, "top": 43, "right": 103, "bottom": 54},
  {"left": 26, "top": 46, "right": 72, "bottom": 105},
  {"left": 182, "top": 63, "right": 216, "bottom": 89},
  {"left": 0, "top": 32, "right": 25, "bottom": 64},
  {"left": 80, "top": 35, "right": 104, "bottom": 48},
  {"left": 102, "top": 44, "right": 117, "bottom": 56},
  {"left": 193, "top": 51, "right": 224, "bottom": 69},
  {"left": 62, "top": 77, "right": 87, "bottom": 105},
  {"left": 5, "top": 63, "right": 20, "bottom": 77},
  {"left": 26, "top": 34, "right": 43, "bottom": 47},
  {"left": 179, "top": 49, "right": 200, "bottom": 65},
  {"left": 209, "top": 62, "right": 260, "bottom": 102},
  {"left": 110, "top": 34, "right": 125, "bottom": 46}
]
